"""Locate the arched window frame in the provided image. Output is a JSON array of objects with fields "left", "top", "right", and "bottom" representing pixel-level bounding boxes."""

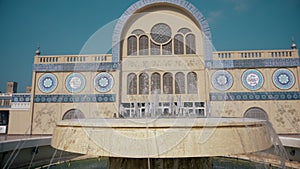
[
  {"left": 187, "top": 72, "right": 197, "bottom": 94},
  {"left": 139, "top": 35, "right": 149, "bottom": 55},
  {"left": 185, "top": 33, "right": 196, "bottom": 54},
  {"left": 127, "top": 73, "right": 137, "bottom": 95},
  {"left": 244, "top": 107, "right": 269, "bottom": 120},
  {"left": 174, "top": 34, "right": 184, "bottom": 55},
  {"left": 151, "top": 73, "right": 161, "bottom": 94},
  {"left": 62, "top": 109, "right": 85, "bottom": 120},
  {"left": 175, "top": 72, "right": 185, "bottom": 94},
  {"left": 163, "top": 72, "right": 173, "bottom": 94},
  {"left": 178, "top": 28, "right": 192, "bottom": 35},
  {"left": 139, "top": 73, "right": 149, "bottom": 94},
  {"left": 127, "top": 35, "right": 137, "bottom": 56}
]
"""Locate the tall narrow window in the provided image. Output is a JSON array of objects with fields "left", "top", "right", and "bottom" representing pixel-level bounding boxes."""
[
  {"left": 139, "top": 35, "right": 149, "bottom": 55},
  {"left": 175, "top": 72, "right": 185, "bottom": 94},
  {"left": 127, "top": 73, "right": 137, "bottom": 95},
  {"left": 174, "top": 34, "right": 184, "bottom": 54},
  {"left": 163, "top": 72, "right": 173, "bottom": 94},
  {"left": 187, "top": 72, "right": 197, "bottom": 94},
  {"left": 162, "top": 41, "right": 172, "bottom": 55},
  {"left": 150, "top": 41, "right": 160, "bottom": 55},
  {"left": 151, "top": 73, "right": 161, "bottom": 94},
  {"left": 139, "top": 73, "right": 149, "bottom": 94},
  {"left": 127, "top": 36, "right": 137, "bottom": 56},
  {"left": 186, "top": 34, "right": 196, "bottom": 54}
]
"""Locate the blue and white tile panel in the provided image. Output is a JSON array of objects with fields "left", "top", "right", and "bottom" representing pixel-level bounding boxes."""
[
  {"left": 206, "top": 58, "right": 300, "bottom": 69},
  {"left": 210, "top": 91, "right": 300, "bottom": 101},
  {"left": 34, "top": 94, "right": 116, "bottom": 103},
  {"left": 33, "top": 62, "right": 119, "bottom": 72},
  {"left": 11, "top": 94, "right": 31, "bottom": 109},
  {"left": 12, "top": 94, "right": 31, "bottom": 102}
]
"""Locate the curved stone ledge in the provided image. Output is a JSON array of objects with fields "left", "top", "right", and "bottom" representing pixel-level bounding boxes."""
[{"left": 51, "top": 118, "right": 272, "bottom": 158}]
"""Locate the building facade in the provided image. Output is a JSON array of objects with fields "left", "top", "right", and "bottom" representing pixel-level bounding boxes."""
[{"left": 1, "top": 0, "right": 299, "bottom": 135}]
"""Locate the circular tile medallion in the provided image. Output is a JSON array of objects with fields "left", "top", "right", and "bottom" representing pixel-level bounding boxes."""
[
  {"left": 211, "top": 70, "right": 233, "bottom": 91},
  {"left": 94, "top": 72, "right": 114, "bottom": 93},
  {"left": 242, "top": 69, "right": 264, "bottom": 90},
  {"left": 273, "top": 69, "right": 295, "bottom": 90},
  {"left": 38, "top": 73, "right": 58, "bottom": 93},
  {"left": 66, "top": 73, "right": 85, "bottom": 93}
]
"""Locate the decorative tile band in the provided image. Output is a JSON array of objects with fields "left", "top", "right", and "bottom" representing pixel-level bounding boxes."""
[
  {"left": 34, "top": 94, "right": 116, "bottom": 103},
  {"left": 210, "top": 91, "right": 300, "bottom": 101},
  {"left": 33, "top": 62, "right": 120, "bottom": 72},
  {"left": 206, "top": 58, "right": 300, "bottom": 69},
  {"left": 12, "top": 94, "right": 31, "bottom": 102}
]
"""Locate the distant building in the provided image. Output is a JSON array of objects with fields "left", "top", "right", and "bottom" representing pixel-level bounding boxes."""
[
  {"left": 6, "top": 82, "right": 17, "bottom": 94},
  {"left": 26, "top": 86, "right": 32, "bottom": 93}
]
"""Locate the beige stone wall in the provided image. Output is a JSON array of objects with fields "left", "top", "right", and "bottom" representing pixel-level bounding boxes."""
[
  {"left": 210, "top": 100, "right": 300, "bottom": 134},
  {"left": 31, "top": 70, "right": 120, "bottom": 134},
  {"left": 31, "top": 102, "right": 118, "bottom": 134},
  {"left": 8, "top": 109, "right": 31, "bottom": 135}
]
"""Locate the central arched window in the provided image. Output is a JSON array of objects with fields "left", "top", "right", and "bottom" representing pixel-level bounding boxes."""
[
  {"left": 187, "top": 72, "right": 197, "bottom": 94},
  {"left": 127, "top": 36, "right": 137, "bottom": 56},
  {"left": 163, "top": 72, "right": 173, "bottom": 94},
  {"left": 175, "top": 72, "right": 185, "bottom": 94},
  {"left": 151, "top": 73, "right": 161, "bottom": 94},
  {"left": 162, "top": 41, "right": 172, "bottom": 55},
  {"left": 139, "top": 73, "right": 149, "bottom": 94},
  {"left": 62, "top": 109, "right": 85, "bottom": 120},
  {"left": 127, "top": 73, "right": 137, "bottom": 95},
  {"left": 139, "top": 35, "right": 149, "bottom": 55},
  {"left": 126, "top": 26, "right": 197, "bottom": 56},
  {"left": 150, "top": 41, "right": 160, "bottom": 55}
]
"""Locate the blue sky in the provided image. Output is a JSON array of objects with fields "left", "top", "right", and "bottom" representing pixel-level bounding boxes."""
[{"left": 0, "top": 0, "right": 299, "bottom": 92}]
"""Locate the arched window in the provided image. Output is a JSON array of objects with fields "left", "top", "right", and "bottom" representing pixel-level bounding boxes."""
[
  {"left": 244, "top": 107, "right": 268, "bottom": 120},
  {"left": 127, "top": 36, "right": 137, "bottom": 56},
  {"left": 187, "top": 72, "right": 197, "bottom": 94},
  {"left": 175, "top": 72, "right": 185, "bottom": 94},
  {"left": 174, "top": 34, "right": 184, "bottom": 55},
  {"left": 178, "top": 28, "right": 192, "bottom": 35},
  {"left": 162, "top": 41, "right": 172, "bottom": 55},
  {"left": 151, "top": 73, "right": 161, "bottom": 94},
  {"left": 150, "top": 41, "right": 160, "bottom": 55},
  {"left": 132, "top": 29, "right": 145, "bottom": 36},
  {"left": 139, "top": 73, "right": 149, "bottom": 94},
  {"left": 127, "top": 73, "right": 137, "bottom": 95},
  {"left": 163, "top": 72, "right": 173, "bottom": 94},
  {"left": 139, "top": 35, "right": 149, "bottom": 55},
  {"left": 186, "top": 34, "right": 196, "bottom": 54},
  {"left": 62, "top": 109, "right": 85, "bottom": 120}
]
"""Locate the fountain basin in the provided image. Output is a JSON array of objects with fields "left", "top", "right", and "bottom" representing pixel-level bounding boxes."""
[{"left": 51, "top": 118, "right": 272, "bottom": 158}]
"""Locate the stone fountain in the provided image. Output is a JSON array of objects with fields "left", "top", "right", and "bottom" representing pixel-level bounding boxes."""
[{"left": 51, "top": 115, "right": 272, "bottom": 168}]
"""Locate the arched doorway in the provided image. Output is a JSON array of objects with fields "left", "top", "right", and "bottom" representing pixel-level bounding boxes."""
[
  {"left": 244, "top": 107, "right": 268, "bottom": 120},
  {"left": 62, "top": 109, "right": 85, "bottom": 120}
]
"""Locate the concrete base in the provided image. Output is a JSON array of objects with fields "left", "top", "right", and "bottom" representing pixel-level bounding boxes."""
[
  {"left": 109, "top": 157, "right": 212, "bottom": 169},
  {"left": 51, "top": 118, "right": 272, "bottom": 158}
]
